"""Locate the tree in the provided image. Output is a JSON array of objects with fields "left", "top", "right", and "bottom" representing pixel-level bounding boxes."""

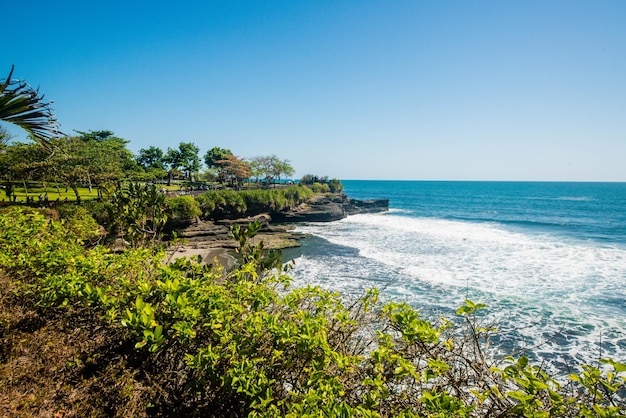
[
  {"left": 276, "top": 159, "right": 295, "bottom": 183},
  {"left": 0, "top": 141, "right": 51, "bottom": 200},
  {"left": 250, "top": 154, "right": 295, "bottom": 185},
  {"left": 248, "top": 158, "right": 263, "bottom": 183},
  {"left": 204, "top": 146, "right": 233, "bottom": 169},
  {"left": 50, "top": 132, "right": 136, "bottom": 200},
  {"left": 76, "top": 131, "right": 138, "bottom": 193},
  {"left": 196, "top": 169, "right": 219, "bottom": 184},
  {"left": 165, "top": 142, "right": 200, "bottom": 182},
  {"left": 74, "top": 130, "right": 116, "bottom": 142},
  {"left": 137, "top": 146, "right": 166, "bottom": 170},
  {"left": 136, "top": 146, "right": 167, "bottom": 182},
  {"left": 216, "top": 154, "right": 252, "bottom": 188},
  {"left": 0, "top": 65, "right": 60, "bottom": 148}
]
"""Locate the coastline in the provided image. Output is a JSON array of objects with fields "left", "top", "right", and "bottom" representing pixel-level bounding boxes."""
[
  {"left": 166, "top": 224, "right": 306, "bottom": 270},
  {"left": 166, "top": 194, "right": 389, "bottom": 268}
]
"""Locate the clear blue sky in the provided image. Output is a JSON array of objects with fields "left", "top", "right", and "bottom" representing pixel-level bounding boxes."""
[{"left": 3, "top": 0, "right": 625, "bottom": 181}]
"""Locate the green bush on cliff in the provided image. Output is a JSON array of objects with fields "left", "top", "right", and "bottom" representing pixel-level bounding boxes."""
[
  {"left": 311, "top": 181, "right": 330, "bottom": 193},
  {"left": 329, "top": 178, "right": 344, "bottom": 193},
  {"left": 196, "top": 189, "right": 248, "bottom": 218},
  {"left": 283, "top": 183, "right": 314, "bottom": 202},
  {"left": 196, "top": 186, "right": 313, "bottom": 219},
  {"left": 1, "top": 207, "right": 625, "bottom": 417},
  {"left": 166, "top": 195, "right": 202, "bottom": 221}
]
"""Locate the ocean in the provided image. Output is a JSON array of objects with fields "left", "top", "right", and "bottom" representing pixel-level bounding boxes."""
[{"left": 283, "top": 181, "right": 626, "bottom": 376}]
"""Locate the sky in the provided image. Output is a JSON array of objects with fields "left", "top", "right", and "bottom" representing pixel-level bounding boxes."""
[{"left": 2, "top": 0, "right": 626, "bottom": 181}]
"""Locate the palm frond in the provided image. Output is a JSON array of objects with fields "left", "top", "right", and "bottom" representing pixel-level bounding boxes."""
[{"left": 0, "top": 65, "right": 61, "bottom": 148}]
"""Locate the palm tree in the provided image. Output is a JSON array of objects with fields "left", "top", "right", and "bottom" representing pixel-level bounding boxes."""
[{"left": 0, "top": 65, "right": 60, "bottom": 148}]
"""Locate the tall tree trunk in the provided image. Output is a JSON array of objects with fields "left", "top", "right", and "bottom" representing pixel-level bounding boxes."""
[
  {"left": 4, "top": 182, "right": 14, "bottom": 201},
  {"left": 72, "top": 185, "right": 81, "bottom": 202},
  {"left": 22, "top": 179, "right": 29, "bottom": 198},
  {"left": 87, "top": 172, "right": 93, "bottom": 193}
]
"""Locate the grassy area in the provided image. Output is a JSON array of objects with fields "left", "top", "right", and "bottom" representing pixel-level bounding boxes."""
[
  {"left": 1, "top": 185, "right": 99, "bottom": 202},
  {"left": 0, "top": 181, "right": 196, "bottom": 202},
  {"left": 0, "top": 181, "right": 291, "bottom": 203}
]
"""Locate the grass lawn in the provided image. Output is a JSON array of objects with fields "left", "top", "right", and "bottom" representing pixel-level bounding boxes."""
[
  {"left": 0, "top": 182, "right": 192, "bottom": 203},
  {"left": 0, "top": 181, "right": 264, "bottom": 203},
  {"left": 1, "top": 185, "right": 99, "bottom": 203}
]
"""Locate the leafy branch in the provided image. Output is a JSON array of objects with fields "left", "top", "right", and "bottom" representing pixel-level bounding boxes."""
[{"left": 0, "top": 65, "right": 61, "bottom": 148}]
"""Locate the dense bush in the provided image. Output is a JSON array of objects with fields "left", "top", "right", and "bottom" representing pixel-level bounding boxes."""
[
  {"left": 311, "top": 182, "right": 330, "bottom": 193},
  {"left": 197, "top": 186, "right": 313, "bottom": 219},
  {"left": 166, "top": 195, "right": 202, "bottom": 221},
  {"left": 299, "top": 175, "right": 343, "bottom": 193},
  {"left": 82, "top": 199, "right": 114, "bottom": 225},
  {"left": 196, "top": 189, "right": 247, "bottom": 219},
  {"left": 329, "top": 178, "right": 344, "bottom": 193},
  {"left": 56, "top": 204, "right": 102, "bottom": 244},
  {"left": 1, "top": 207, "right": 625, "bottom": 417},
  {"left": 108, "top": 183, "right": 168, "bottom": 247}
]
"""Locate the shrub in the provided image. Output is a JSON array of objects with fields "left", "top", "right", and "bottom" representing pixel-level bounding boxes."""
[
  {"left": 300, "top": 174, "right": 328, "bottom": 185},
  {"left": 197, "top": 189, "right": 247, "bottom": 219},
  {"left": 284, "top": 184, "right": 314, "bottom": 205},
  {"left": 167, "top": 195, "right": 202, "bottom": 221},
  {"left": 83, "top": 199, "right": 114, "bottom": 226},
  {"left": 329, "top": 178, "right": 343, "bottom": 193},
  {"left": 1, "top": 209, "right": 624, "bottom": 417},
  {"left": 57, "top": 204, "right": 102, "bottom": 244},
  {"left": 311, "top": 182, "right": 330, "bottom": 193},
  {"left": 196, "top": 186, "right": 314, "bottom": 219},
  {"left": 108, "top": 183, "right": 168, "bottom": 247}
]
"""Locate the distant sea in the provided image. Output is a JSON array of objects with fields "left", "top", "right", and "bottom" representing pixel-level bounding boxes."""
[{"left": 283, "top": 181, "right": 626, "bottom": 375}]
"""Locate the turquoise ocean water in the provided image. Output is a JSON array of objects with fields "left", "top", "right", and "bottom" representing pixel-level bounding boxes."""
[{"left": 283, "top": 181, "right": 626, "bottom": 375}]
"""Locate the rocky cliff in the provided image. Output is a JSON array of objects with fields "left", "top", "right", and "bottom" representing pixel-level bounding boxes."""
[
  {"left": 272, "top": 194, "right": 389, "bottom": 222},
  {"left": 170, "top": 194, "right": 389, "bottom": 250}
]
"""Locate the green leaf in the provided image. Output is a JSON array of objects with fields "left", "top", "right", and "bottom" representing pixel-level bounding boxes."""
[
  {"left": 518, "top": 356, "right": 529, "bottom": 368},
  {"left": 601, "top": 358, "right": 626, "bottom": 373}
]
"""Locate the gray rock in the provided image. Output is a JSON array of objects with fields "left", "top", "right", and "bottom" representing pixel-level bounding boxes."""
[{"left": 274, "top": 194, "right": 388, "bottom": 222}]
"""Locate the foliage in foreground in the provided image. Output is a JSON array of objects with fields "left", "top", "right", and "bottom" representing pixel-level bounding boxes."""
[
  {"left": 0, "top": 207, "right": 625, "bottom": 417},
  {"left": 0, "top": 65, "right": 61, "bottom": 148}
]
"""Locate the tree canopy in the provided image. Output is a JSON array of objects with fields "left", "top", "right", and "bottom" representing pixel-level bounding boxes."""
[
  {"left": 204, "top": 146, "right": 233, "bottom": 169},
  {"left": 250, "top": 154, "right": 295, "bottom": 184},
  {"left": 165, "top": 142, "right": 201, "bottom": 181},
  {"left": 2, "top": 126, "right": 306, "bottom": 199},
  {"left": 216, "top": 154, "right": 252, "bottom": 186},
  {"left": 137, "top": 146, "right": 166, "bottom": 171}
]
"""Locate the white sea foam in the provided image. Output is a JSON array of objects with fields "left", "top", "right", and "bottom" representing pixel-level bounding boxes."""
[
  {"left": 291, "top": 213, "right": 626, "bottom": 373},
  {"left": 554, "top": 196, "right": 593, "bottom": 201}
]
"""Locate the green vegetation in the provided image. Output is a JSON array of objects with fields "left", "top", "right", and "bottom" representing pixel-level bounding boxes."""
[
  {"left": 0, "top": 184, "right": 99, "bottom": 202},
  {"left": 166, "top": 195, "right": 202, "bottom": 221},
  {"left": 1, "top": 207, "right": 624, "bottom": 417},
  {"left": 164, "top": 142, "right": 201, "bottom": 183},
  {"left": 249, "top": 154, "right": 295, "bottom": 184},
  {"left": 1, "top": 131, "right": 302, "bottom": 202},
  {"left": 196, "top": 186, "right": 314, "bottom": 219},
  {"left": 2, "top": 64, "right": 624, "bottom": 418},
  {"left": 301, "top": 174, "right": 344, "bottom": 194},
  {"left": 0, "top": 65, "right": 60, "bottom": 148}
]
